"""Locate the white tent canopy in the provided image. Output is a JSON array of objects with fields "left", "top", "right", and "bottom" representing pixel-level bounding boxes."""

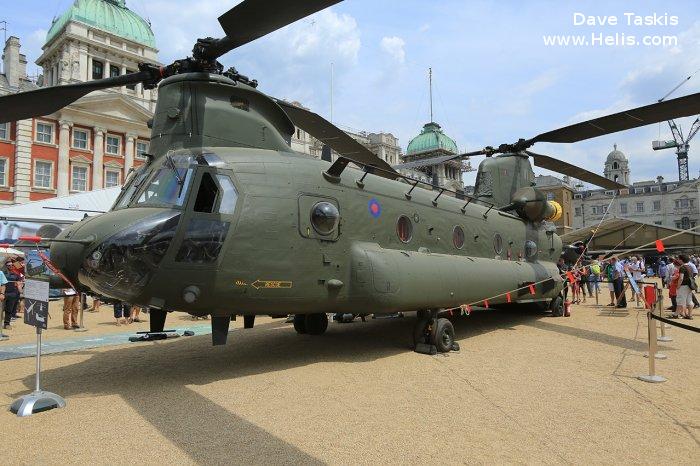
[{"left": 0, "top": 187, "right": 121, "bottom": 224}]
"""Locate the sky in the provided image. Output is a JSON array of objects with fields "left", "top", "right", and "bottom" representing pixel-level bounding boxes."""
[{"left": 3, "top": 0, "right": 700, "bottom": 187}]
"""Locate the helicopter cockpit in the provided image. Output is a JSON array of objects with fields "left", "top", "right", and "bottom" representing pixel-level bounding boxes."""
[{"left": 73, "top": 152, "right": 238, "bottom": 305}]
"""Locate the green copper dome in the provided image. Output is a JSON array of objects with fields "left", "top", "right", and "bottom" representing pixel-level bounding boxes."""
[
  {"left": 406, "top": 122, "right": 458, "bottom": 155},
  {"left": 46, "top": 0, "right": 156, "bottom": 48}
]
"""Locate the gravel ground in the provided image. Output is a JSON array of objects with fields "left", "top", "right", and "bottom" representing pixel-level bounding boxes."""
[{"left": 0, "top": 290, "right": 698, "bottom": 465}]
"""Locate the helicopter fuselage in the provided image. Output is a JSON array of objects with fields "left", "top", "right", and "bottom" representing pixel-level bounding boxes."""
[{"left": 52, "top": 146, "right": 563, "bottom": 317}]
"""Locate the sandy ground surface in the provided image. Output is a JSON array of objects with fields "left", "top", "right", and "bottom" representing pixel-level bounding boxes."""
[{"left": 0, "top": 290, "right": 698, "bottom": 465}]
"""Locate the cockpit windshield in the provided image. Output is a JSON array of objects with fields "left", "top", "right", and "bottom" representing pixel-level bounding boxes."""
[
  {"left": 133, "top": 166, "right": 194, "bottom": 208},
  {"left": 113, "top": 154, "right": 196, "bottom": 210}
]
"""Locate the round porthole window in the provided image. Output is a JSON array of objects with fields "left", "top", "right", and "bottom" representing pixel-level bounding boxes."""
[
  {"left": 310, "top": 202, "right": 340, "bottom": 235},
  {"left": 396, "top": 215, "right": 413, "bottom": 243},
  {"left": 493, "top": 233, "right": 503, "bottom": 255},
  {"left": 453, "top": 226, "right": 465, "bottom": 249},
  {"left": 525, "top": 240, "right": 538, "bottom": 258}
]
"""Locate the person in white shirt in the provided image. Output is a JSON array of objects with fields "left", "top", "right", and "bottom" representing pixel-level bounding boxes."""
[{"left": 628, "top": 256, "right": 643, "bottom": 307}]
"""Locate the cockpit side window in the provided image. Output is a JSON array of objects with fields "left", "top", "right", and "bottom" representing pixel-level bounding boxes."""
[
  {"left": 193, "top": 172, "right": 219, "bottom": 213},
  {"left": 216, "top": 175, "right": 238, "bottom": 215}
]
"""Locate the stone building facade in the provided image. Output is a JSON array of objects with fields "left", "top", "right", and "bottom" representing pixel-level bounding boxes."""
[
  {"left": 572, "top": 145, "right": 700, "bottom": 230},
  {"left": 534, "top": 175, "right": 576, "bottom": 235},
  {"left": 0, "top": 0, "right": 157, "bottom": 205}
]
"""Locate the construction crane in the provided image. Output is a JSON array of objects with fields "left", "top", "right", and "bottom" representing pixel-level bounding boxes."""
[{"left": 652, "top": 71, "right": 700, "bottom": 182}]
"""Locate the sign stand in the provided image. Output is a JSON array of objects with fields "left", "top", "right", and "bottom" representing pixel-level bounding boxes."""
[
  {"left": 10, "top": 242, "right": 66, "bottom": 416},
  {"left": 10, "top": 327, "right": 66, "bottom": 416}
]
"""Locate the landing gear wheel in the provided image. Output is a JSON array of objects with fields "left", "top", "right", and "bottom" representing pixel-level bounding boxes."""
[
  {"left": 431, "top": 318, "right": 455, "bottom": 353},
  {"left": 305, "top": 313, "right": 328, "bottom": 335},
  {"left": 293, "top": 314, "right": 307, "bottom": 334}
]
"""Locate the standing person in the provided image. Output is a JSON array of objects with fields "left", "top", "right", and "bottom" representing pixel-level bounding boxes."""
[
  {"left": 557, "top": 257, "right": 570, "bottom": 304},
  {"left": 3, "top": 258, "right": 23, "bottom": 328},
  {"left": 604, "top": 259, "right": 616, "bottom": 306},
  {"left": 590, "top": 259, "right": 601, "bottom": 295},
  {"left": 62, "top": 289, "right": 80, "bottom": 329},
  {"left": 90, "top": 297, "right": 102, "bottom": 313},
  {"left": 675, "top": 255, "right": 695, "bottom": 319},
  {"left": 658, "top": 259, "right": 668, "bottom": 287},
  {"left": 130, "top": 305, "right": 142, "bottom": 323},
  {"left": 0, "top": 268, "right": 8, "bottom": 330},
  {"left": 684, "top": 257, "right": 700, "bottom": 309},
  {"left": 629, "top": 256, "right": 643, "bottom": 307},
  {"left": 113, "top": 301, "right": 131, "bottom": 326},
  {"left": 668, "top": 258, "right": 681, "bottom": 316},
  {"left": 612, "top": 257, "right": 627, "bottom": 308}
]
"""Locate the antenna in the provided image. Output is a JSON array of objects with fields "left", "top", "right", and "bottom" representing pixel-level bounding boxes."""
[
  {"left": 330, "top": 62, "right": 334, "bottom": 124},
  {"left": 428, "top": 67, "right": 433, "bottom": 123}
]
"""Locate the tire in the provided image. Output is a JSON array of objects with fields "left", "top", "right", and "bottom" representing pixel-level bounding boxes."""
[
  {"left": 431, "top": 318, "right": 455, "bottom": 353},
  {"left": 293, "top": 314, "right": 307, "bottom": 334},
  {"left": 305, "top": 313, "right": 328, "bottom": 335}
]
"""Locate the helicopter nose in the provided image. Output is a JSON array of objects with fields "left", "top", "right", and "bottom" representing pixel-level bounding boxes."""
[{"left": 78, "top": 210, "right": 181, "bottom": 303}]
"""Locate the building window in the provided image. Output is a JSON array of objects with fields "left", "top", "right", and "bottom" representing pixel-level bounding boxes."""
[
  {"left": 34, "top": 160, "right": 53, "bottom": 188},
  {"left": 654, "top": 221, "right": 662, "bottom": 225},
  {"left": 675, "top": 198, "right": 693, "bottom": 209},
  {"left": 619, "top": 203, "right": 628, "bottom": 214},
  {"left": 546, "top": 192, "right": 555, "bottom": 201},
  {"left": 634, "top": 187, "right": 645, "bottom": 194},
  {"left": 0, "top": 122, "right": 8, "bottom": 140},
  {"left": 605, "top": 190, "right": 615, "bottom": 196},
  {"left": 110, "top": 65, "right": 120, "bottom": 78},
  {"left": 653, "top": 200, "right": 661, "bottom": 211},
  {"left": 574, "top": 194, "right": 583, "bottom": 199},
  {"left": 106, "top": 135, "right": 121, "bottom": 155},
  {"left": 136, "top": 140, "right": 149, "bottom": 159},
  {"left": 591, "top": 206, "right": 599, "bottom": 215},
  {"left": 105, "top": 169, "right": 120, "bottom": 188},
  {"left": 35, "top": 121, "right": 54, "bottom": 144},
  {"left": 636, "top": 202, "right": 644, "bottom": 213},
  {"left": 0, "top": 158, "right": 7, "bottom": 186},
  {"left": 92, "top": 59, "right": 104, "bottom": 79},
  {"left": 72, "top": 129, "right": 89, "bottom": 150},
  {"left": 675, "top": 222, "right": 681, "bottom": 229},
  {"left": 574, "top": 207, "right": 582, "bottom": 217},
  {"left": 71, "top": 165, "right": 88, "bottom": 191}
]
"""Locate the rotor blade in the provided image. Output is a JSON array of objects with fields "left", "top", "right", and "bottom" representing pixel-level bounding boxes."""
[
  {"left": 392, "top": 150, "right": 485, "bottom": 170},
  {"left": 215, "top": 0, "right": 342, "bottom": 57},
  {"left": 275, "top": 99, "right": 399, "bottom": 179},
  {"left": 0, "top": 70, "right": 153, "bottom": 123},
  {"left": 529, "top": 92, "right": 700, "bottom": 145},
  {"left": 527, "top": 150, "right": 626, "bottom": 190}
]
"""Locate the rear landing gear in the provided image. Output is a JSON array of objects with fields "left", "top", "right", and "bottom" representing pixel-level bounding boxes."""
[
  {"left": 293, "top": 313, "right": 328, "bottom": 335},
  {"left": 414, "top": 310, "right": 459, "bottom": 354}
]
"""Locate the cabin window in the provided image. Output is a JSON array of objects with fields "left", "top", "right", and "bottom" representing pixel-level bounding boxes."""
[
  {"left": 193, "top": 172, "right": 219, "bottom": 213},
  {"left": 396, "top": 215, "right": 413, "bottom": 243},
  {"left": 493, "top": 233, "right": 503, "bottom": 255},
  {"left": 453, "top": 226, "right": 465, "bottom": 249},
  {"left": 310, "top": 202, "right": 340, "bottom": 236}
]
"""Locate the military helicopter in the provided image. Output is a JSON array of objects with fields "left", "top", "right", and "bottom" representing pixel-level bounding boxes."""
[{"left": 2, "top": 0, "right": 700, "bottom": 354}]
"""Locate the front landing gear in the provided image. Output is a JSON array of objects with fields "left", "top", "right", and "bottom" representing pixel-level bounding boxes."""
[
  {"left": 293, "top": 313, "right": 328, "bottom": 335},
  {"left": 414, "top": 310, "right": 459, "bottom": 354}
]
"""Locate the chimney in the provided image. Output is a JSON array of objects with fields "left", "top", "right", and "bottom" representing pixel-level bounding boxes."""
[{"left": 2, "top": 36, "right": 26, "bottom": 88}]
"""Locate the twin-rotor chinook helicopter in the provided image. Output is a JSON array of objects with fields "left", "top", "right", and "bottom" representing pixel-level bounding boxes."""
[{"left": 3, "top": 0, "right": 700, "bottom": 353}]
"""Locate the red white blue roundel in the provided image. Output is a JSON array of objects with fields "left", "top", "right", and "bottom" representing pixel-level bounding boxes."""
[{"left": 368, "top": 198, "right": 382, "bottom": 218}]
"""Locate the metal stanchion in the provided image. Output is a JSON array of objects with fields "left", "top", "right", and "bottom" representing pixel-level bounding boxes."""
[
  {"left": 0, "top": 301, "right": 8, "bottom": 341},
  {"left": 74, "top": 292, "right": 88, "bottom": 332},
  {"left": 638, "top": 312, "right": 667, "bottom": 383},
  {"left": 9, "top": 327, "right": 66, "bottom": 416},
  {"left": 655, "top": 286, "right": 673, "bottom": 342}
]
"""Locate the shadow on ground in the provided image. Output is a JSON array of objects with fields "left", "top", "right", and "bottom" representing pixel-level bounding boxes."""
[{"left": 8, "top": 308, "right": 629, "bottom": 464}]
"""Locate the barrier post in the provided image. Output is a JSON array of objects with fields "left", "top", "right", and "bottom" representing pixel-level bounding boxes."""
[
  {"left": 656, "top": 285, "right": 673, "bottom": 342},
  {"left": 638, "top": 312, "right": 667, "bottom": 383},
  {"left": 74, "top": 292, "right": 88, "bottom": 333}
]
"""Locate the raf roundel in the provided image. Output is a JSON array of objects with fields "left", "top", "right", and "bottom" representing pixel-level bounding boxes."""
[{"left": 368, "top": 198, "right": 382, "bottom": 218}]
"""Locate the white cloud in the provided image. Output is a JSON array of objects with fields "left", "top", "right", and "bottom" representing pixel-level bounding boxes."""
[{"left": 380, "top": 36, "right": 406, "bottom": 64}]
